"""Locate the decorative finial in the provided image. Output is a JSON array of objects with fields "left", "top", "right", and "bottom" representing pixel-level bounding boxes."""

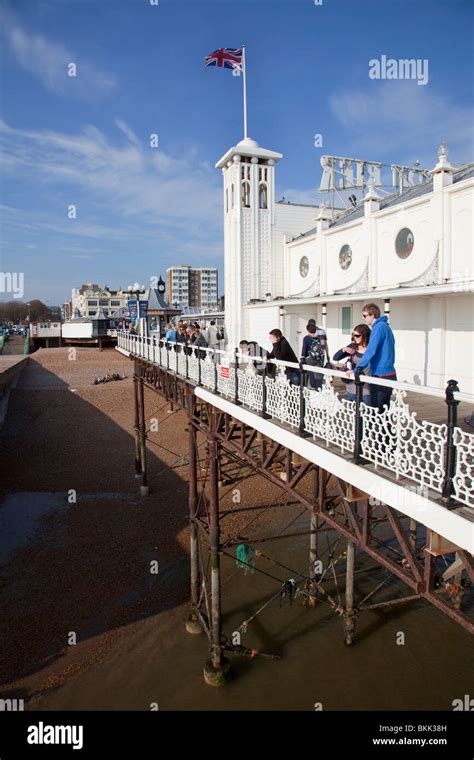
[
  {"left": 317, "top": 200, "right": 330, "bottom": 220},
  {"left": 438, "top": 141, "right": 448, "bottom": 160},
  {"left": 430, "top": 141, "right": 454, "bottom": 175},
  {"left": 364, "top": 178, "right": 380, "bottom": 202}
]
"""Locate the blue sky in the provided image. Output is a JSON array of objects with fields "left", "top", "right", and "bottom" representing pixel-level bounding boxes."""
[{"left": 1, "top": 0, "right": 473, "bottom": 305}]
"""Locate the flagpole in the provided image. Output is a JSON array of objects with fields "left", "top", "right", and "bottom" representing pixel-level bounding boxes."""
[{"left": 242, "top": 46, "right": 248, "bottom": 139}]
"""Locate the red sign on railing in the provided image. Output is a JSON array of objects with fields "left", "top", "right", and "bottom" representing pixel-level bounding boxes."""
[{"left": 220, "top": 366, "right": 230, "bottom": 379}]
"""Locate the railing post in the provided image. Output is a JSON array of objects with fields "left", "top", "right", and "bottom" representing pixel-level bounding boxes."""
[
  {"left": 152, "top": 335, "right": 156, "bottom": 364},
  {"left": 442, "top": 379, "right": 460, "bottom": 500},
  {"left": 197, "top": 346, "right": 202, "bottom": 386},
  {"left": 214, "top": 351, "right": 219, "bottom": 394},
  {"left": 234, "top": 347, "right": 241, "bottom": 405},
  {"left": 261, "top": 362, "right": 270, "bottom": 419},
  {"left": 353, "top": 370, "right": 363, "bottom": 463},
  {"left": 299, "top": 359, "right": 307, "bottom": 436},
  {"left": 175, "top": 343, "right": 179, "bottom": 375},
  {"left": 184, "top": 344, "right": 189, "bottom": 380},
  {"left": 166, "top": 341, "right": 170, "bottom": 371}
]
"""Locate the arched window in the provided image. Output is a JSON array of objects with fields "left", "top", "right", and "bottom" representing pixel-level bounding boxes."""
[
  {"left": 259, "top": 183, "right": 268, "bottom": 209},
  {"left": 241, "top": 181, "right": 250, "bottom": 208},
  {"left": 231, "top": 184, "right": 235, "bottom": 208}
]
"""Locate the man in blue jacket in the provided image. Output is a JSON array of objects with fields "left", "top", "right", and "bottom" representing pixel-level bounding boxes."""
[{"left": 355, "top": 303, "right": 396, "bottom": 412}]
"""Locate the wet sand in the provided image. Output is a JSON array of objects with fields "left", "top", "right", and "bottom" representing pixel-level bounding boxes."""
[{"left": 0, "top": 348, "right": 472, "bottom": 711}]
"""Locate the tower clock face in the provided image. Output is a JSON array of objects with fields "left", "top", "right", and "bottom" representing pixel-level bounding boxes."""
[
  {"left": 299, "top": 256, "right": 309, "bottom": 278},
  {"left": 158, "top": 284, "right": 165, "bottom": 293}
]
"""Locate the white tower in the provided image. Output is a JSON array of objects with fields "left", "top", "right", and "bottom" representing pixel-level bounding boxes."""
[{"left": 216, "top": 137, "right": 282, "bottom": 347}]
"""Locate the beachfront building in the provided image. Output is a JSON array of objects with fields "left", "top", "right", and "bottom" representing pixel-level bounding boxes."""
[
  {"left": 29, "top": 321, "right": 62, "bottom": 349},
  {"left": 218, "top": 138, "right": 474, "bottom": 392},
  {"left": 71, "top": 284, "right": 129, "bottom": 318},
  {"left": 166, "top": 266, "right": 218, "bottom": 311}
]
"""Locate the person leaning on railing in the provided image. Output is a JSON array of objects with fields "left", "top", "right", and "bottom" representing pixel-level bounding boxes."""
[
  {"left": 300, "top": 321, "right": 329, "bottom": 390},
  {"left": 165, "top": 322, "right": 177, "bottom": 342},
  {"left": 355, "top": 303, "right": 396, "bottom": 412},
  {"left": 265, "top": 329, "right": 300, "bottom": 385},
  {"left": 192, "top": 324, "right": 208, "bottom": 360},
  {"left": 239, "top": 340, "right": 268, "bottom": 374},
  {"left": 333, "top": 323, "right": 371, "bottom": 402}
]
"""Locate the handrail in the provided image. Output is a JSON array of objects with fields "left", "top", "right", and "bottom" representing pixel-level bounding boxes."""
[
  {"left": 117, "top": 330, "right": 473, "bottom": 509},
  {"left": 152, "top": 335, "right": 474, "bottom": 401}
]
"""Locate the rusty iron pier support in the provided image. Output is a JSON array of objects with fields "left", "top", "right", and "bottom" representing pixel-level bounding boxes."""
[
  {"left": 203, "top": 410, "right": 230, "bottom": 686},
  {"left": 127, "top": 355, "right": 474, "bottom": 686},
  {"left": 137, "top": 368, "right": 149, "bottom": 496},
  {"left": 133, "top": 362, "right": 142, "bottom": 478},
  {"left": 308, "top": 468, "right": 319, "bottom": 608},
  {"left": 186, "top": 390, "right": 202, "bottom": 635},
  {"left": 344, "top": 540, "right": 356, "bottom": 646}
]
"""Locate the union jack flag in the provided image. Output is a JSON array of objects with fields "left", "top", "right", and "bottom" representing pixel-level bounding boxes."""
[{"left": 204, "top": 48, "right": 243, "bottom": 71}]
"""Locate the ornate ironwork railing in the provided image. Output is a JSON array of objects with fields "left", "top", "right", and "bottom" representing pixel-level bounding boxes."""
[{"left": 117, "top": 331, "right": 474, "bottom": 509}]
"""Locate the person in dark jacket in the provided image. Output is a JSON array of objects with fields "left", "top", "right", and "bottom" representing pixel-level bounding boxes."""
[
  {"left": 356, "top": 303, "right": 396, "bottom": 412},
  {"left": 192, "top": 325, "right": 208, "bottom": 360},
  {"left": 266, "top": 329, "right": 300, "bottom": 385},
  {"left": 301, "top": 322, "right": 329, "bottom": 390}
]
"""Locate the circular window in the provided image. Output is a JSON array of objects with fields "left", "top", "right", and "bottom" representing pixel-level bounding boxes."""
[
  {"left": 395, "top": 228, "right": 414, "bottom": 259},
  {"left": 339, "top": 244, "right": 352, "bottom": 270},
  {"left": 299, "top": 256, "right": 309, "bottom": 278}
]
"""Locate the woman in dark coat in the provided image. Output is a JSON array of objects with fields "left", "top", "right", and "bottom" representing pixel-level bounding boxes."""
[{"left": 266, "top": 329, "right": 300, "bottom": 385}]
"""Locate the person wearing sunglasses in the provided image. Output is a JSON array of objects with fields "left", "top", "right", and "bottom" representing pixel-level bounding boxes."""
[
  {"left": 355, "top": 303, "right": 396, "bottom": 412},
  {"left": 333, "top": 323, "right": 371, "bottom": 401}
]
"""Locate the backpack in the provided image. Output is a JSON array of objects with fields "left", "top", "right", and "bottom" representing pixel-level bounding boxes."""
[
  {"left": 307, "top": 336, "right": 325, "bottom": 366},
  {"left": 216, "top": 327, "right": 224, "bottom": 341}
]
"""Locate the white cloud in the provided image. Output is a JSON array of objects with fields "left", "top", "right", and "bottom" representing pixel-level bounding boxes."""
[
  {"left": 0, "top": 119, "right": 223, "bottom": 246},
  {"left": 0, "top": 7, "right": 116, "bottom": 98},
  {"left": 115, "top": 119, "right": 140, "bottom": 146},
  {"left": 329, "top": 81, "right": 474, "bottom": 166}
]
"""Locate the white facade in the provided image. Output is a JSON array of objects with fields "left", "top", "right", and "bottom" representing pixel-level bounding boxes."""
[
  {"left": 71, "top": 285, "right": 128, "bottom": 318},
  {"left": 217, "top": 137, "right": 334, "bottom": 346},
  {"left": 199, "top": 267, "right": 219, "bottom": 310},
  {"left": 166, "top": 265, "right": 218, "bottom": 310},
  {"left": 220, "top": 137, "right": 474, "bottom": 392},
  {"left": 62, "top": 321, "right": 94, "bottom": 339},
  {"left": 29, "top": 322, "right": 61, "bottom": 338}
]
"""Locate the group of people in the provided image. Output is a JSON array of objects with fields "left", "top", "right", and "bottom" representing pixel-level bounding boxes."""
[
  {"left": 164, "top": 319, "right": 226, "bottom": 354},
  {"left": 239, "top": 303, "right": 396, "bottom": 413},
  {"left": 144, "top": 303, "right": 396, "bottom": 413}
]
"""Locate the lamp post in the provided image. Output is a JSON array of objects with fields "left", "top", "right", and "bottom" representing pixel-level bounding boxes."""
[{"left": 127, "top": 282, "right": 146, "bottom": 334}]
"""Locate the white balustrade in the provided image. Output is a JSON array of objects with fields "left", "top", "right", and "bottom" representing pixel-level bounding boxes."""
[
  {"left": 361, "top": 390, "right": 447, "bottom": 492},
  {"left": 237, "top": 366, "right": 263, "bottom": 411},
  {"left": 453, "top": 427, "right": 474, "bottom": 507},
  {"left": 115, "top": 330, "right": 473, "bottom": 509},
  {"left": 303, "top": 379, "right": 355, "bottom": 453}
]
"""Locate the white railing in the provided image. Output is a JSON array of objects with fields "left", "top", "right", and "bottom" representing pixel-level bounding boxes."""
[{"left": 117, "top": 331, "right": 474, "bottom": 509}]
